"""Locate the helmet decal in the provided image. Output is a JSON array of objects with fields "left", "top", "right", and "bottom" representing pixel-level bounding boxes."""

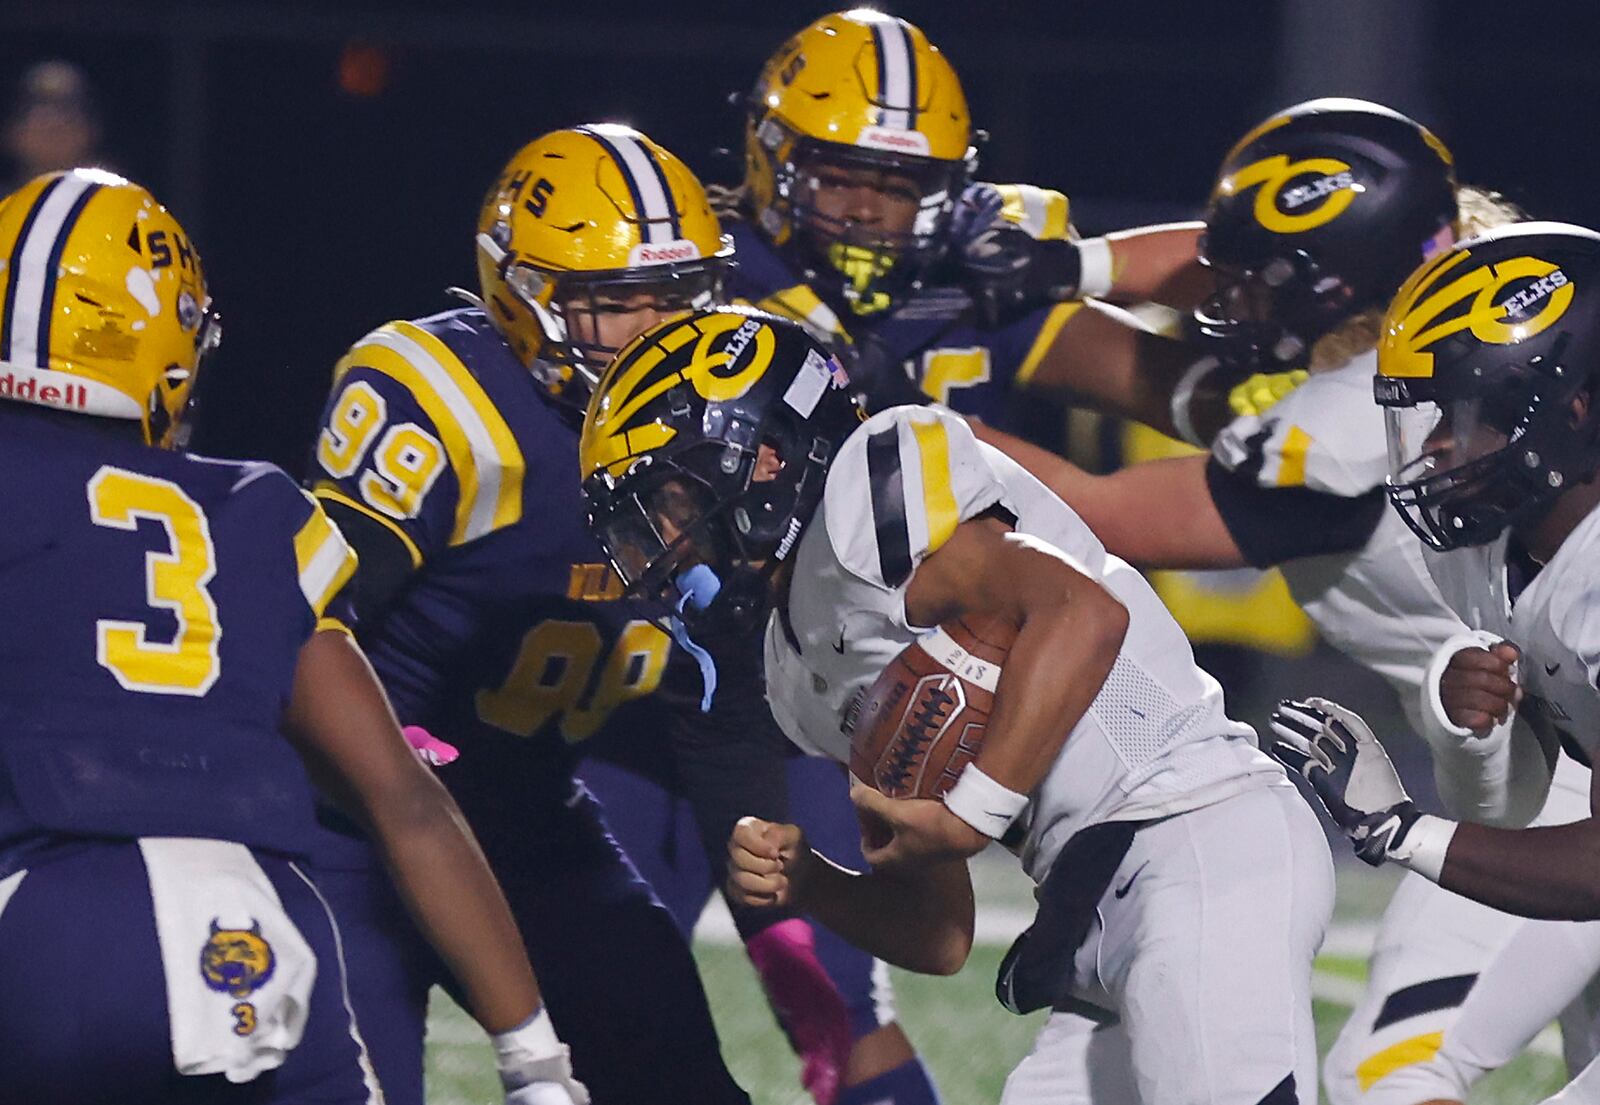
[
  {"left": 0, "top": 169, "right": 213, "bottom": 445},
  {"left": 1220, "top": 153, "right": 1359, "bottom": 235},
  {"left": 1383, "top": 249, "right": 1575, "bottom": 380}
]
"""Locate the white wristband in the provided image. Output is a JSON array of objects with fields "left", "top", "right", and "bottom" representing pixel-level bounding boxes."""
[
  {"left": 1423, "top": 630, "right": 1509, "bottom": 739},
  {"left": 1169, "top": 355, "right": 1220, "bottom": 448},
  {"left": 944, "top": 765, "right": 1029, "bottom": 839},
  {"left": 492, "top": 1005, "right": 566, "bottom": 1090},
  {"left": 1076, "top": 235, "right": 1115, "bottom": 299},
  {"left": 1389, "top": 813, "right": 1457, "bottom": 883}
]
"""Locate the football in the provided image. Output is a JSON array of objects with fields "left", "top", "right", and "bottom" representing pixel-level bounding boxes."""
[{"left": 845, "top": 615, "right": 1018, "bottom": 800}]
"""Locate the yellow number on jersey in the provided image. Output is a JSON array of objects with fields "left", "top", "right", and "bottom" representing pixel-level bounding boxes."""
[
  {"left": 359, "top": 424, "right": 447, "bottom": 520},
  {"left": 919, "top": 347, "right": 991, "bottom": 405},
  {"left": 316, "top": 380, "right": 387, "bottom": 477},
  {"left": 88, "top": 467, "right": 222, "bottom": 695},
  {"left": 476, "top": 619, "right": 671, "bottom": 743}
]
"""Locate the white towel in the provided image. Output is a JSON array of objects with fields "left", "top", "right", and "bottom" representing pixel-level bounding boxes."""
[{"left": 139, "top": 837, "right": 318, "bottom": 1083}]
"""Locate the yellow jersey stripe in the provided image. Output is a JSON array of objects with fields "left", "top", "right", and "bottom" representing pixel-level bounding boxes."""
[
  {"left": 1356, "top": 1031, "right": 1444, "bottom": 1091},
  {"left": 313, "top": 483, "right": 424, "bottom": 568},
  {"left": 293, "top": 500, "right": 359, "bottom": 618},
  {"left": 1276, "top": 425, "right": 1312, "bottom": 488},
  {"left": 355, "top": 322, "right": 523, "bottom": 545},
  {"left": 910, "top": 418, "right": 959, "bottom": 554},
  {"left": 1015, "top": 301, "right": 1083, "bottom": 387}
]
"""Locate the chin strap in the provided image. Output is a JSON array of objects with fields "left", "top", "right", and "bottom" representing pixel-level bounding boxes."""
[{"left": 671, "top": 565, "right": 723, "bottom": 712}]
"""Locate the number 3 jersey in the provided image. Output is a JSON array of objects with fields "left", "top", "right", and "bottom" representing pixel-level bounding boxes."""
[
  {"left": 0, "top": 407, "right": 355, "bottom": 869},
  {"left": 308, "top": 305, "right": 697, "bottom": 760},
  {"left": 764, "top": 406, "right": 1285, "bottom": 881}
]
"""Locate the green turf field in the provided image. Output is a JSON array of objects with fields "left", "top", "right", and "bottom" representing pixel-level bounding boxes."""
[{"left": 422, "top": 859, "right": 1567, "bottom": 1104}]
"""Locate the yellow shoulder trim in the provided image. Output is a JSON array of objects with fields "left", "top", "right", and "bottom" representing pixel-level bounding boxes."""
[
  {"left": 313, "top": 483, "right": 424, "bottom": 568},
  {"left": 1014, "top": 301, "right": 1083, "bottom": 387},
  {"left": 754, "top": 284, "right": 847, "bottom": 342},
  {"left": 293, "top": 496, "right": 359, "bottom": 618},
  {"left": 910, "top": 418, "right": 959, "bottom": 554},
  {"left": 316, "top": 616, "right": 354, "bottom": 637},
  {"left": 1275, "top": 425, "right": 1312, "bottom": 488},
  {"left": 340, "top": 321, "right": 524, "bottom": 545},
  {"left": 1356, "top": 1032, "right": 1444, "bottom": 1092}
]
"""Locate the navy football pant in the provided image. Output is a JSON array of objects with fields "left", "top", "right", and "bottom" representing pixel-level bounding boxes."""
[
  {"left": 581, "top": 755, "right": 891, "bottom": 1039},
  {"left": 442, "top": 746, "right": 749, "bottom": 1105},
  {"left": 0, "top": 841, "right": 373, "bottom": 1105}
]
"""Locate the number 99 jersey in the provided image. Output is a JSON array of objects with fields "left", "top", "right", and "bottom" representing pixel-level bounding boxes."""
[
  {"left": 307, "top": 305, "right": 694, "bottom": 762},
  {"left": 0, "top": 405, "right": 354, "bottom": 865}
]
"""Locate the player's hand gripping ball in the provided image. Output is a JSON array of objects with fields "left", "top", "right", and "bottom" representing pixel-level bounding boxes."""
[{"left": 845, "top": 615, "right": 1017, "bottom": 800}]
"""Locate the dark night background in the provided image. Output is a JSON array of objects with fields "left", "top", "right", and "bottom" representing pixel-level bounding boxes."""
[{"left": 5, "top": 0, "right": 1597, "bottom": 788}]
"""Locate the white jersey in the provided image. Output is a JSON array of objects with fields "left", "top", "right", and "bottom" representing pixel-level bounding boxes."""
[
  {"left": 1426, "top": 504, "right": 1600, "bottom": 765},
  {"left": 1211, "top": 351, "right": 1467, "bottom": 707},
  {"left": 764, "top": 406, "right": 1283, "bottom": 881}
]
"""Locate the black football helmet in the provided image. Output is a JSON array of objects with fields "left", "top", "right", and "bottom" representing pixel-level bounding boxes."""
[
  {"left": 1195, "top": 97, "right": 1458, "bottom": 369},
  {"left": 579, "top": 307, "right": 862, "bottom": 629},
  {"left": 1376, "top": 222, "right": 1600, "bottom": 550}
]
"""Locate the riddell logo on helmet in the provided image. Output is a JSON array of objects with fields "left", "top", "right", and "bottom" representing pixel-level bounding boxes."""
[
  {"left": 628, "top": 240, "right": 701, "bottom": 266},
  {"left": 0, "top": 368, "right": 92, "bottom": 411},
  {"left": 858, "top": 126, "right": 931, "bottom": 156}
]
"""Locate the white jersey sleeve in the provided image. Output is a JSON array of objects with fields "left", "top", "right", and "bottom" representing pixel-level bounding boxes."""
[
  {"left": 1211, "top": 351, "right": 1388, "bottom": 497},
  {"left": 823, "top": 405, "right": 1008, "bottom": 591},
  {"left": 766, "top": 405, "right": 1283, "bottom": 883}
]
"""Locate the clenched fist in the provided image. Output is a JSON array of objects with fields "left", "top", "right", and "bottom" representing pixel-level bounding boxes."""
[
  {"left": 727, "top": 816, "right": 813, "bottom": 910},
  {"left": 1440, "top": 641, "right": 1521, "bottom": 732}
]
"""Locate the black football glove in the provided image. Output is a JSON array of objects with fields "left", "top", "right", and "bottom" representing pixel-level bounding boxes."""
[
  {"left": 839, "top": 332, "right": 931, "bottom": 415},
  {"left": 1268, "top": 697, "right": 1422, "bottom": 867},
  {"left": 958, "top": 226, "right": 1084, "bottom": 329}
]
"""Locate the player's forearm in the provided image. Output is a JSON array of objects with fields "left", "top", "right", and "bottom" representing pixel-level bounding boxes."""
[
  {"left": 365, "top": 780, "right": 544, "bottom": 1031},
  {"left": 1024, "top": 306, "right": 1234, "bottom": 443},
  {"left": 970, "top": 440, "right": 1246, "bottom": 571},
  {"left": 1101, "top": 221, "right": 1207, "bottom": 307},
  {"left": 794, "top": 849, "right": 974, "bottom": 975},
  {"left": 285, "top": 632, "right": 541, "bottom": 1033},
  {"left": 979, "top": 584, "right": 1127, "bottom": 794},
  {"left": 1442, "top": 818, "right": 1600, "bottom": 920}
]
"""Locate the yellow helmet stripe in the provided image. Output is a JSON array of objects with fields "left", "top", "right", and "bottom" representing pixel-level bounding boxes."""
[
  {"left": 868, "top": 16, "right": 918, "bottom": 128},
  {"left": 577, "top": 124, "right": 681, "bottom": 243},
  {"left": 2, "top": 173, "right": 102, "bottom": 369}
]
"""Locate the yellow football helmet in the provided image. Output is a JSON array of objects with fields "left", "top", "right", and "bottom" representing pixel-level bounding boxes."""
[
  {"left": 0, "top": 169, "right": 218, "bottom": 447},
  {"left": 744, "top": 9, "right": 976, "bottom": 315},
  {"left": 475, "top": 124, "right": 733, "bottom": 400}
]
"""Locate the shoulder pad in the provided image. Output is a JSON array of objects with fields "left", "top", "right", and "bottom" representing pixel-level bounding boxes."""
[
  {"left": 823, "top": 406, "right": 1006, "bottom": 590},
  {"left": 323, "top": 318, "right": 523, "bottom": 546},
  {"left": 1210, "top": 352, "right": 1387, "bottom": 497},
  {"left": 211, "top": 463, "right": 356, "bottom": 624},
  {"left": 991, "top": 183, "right": 1073, "bottom": 241}
]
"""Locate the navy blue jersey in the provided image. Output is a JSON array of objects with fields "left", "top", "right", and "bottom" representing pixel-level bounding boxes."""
[
  {"left": 726, "top": 191, "right": 1082, "bottom": 427},
  {"left": 308, "top": 307, "right": 699, "bottom": 759},
  {"left": 0, "top": 407, "right": 354, "bottom": 863}
]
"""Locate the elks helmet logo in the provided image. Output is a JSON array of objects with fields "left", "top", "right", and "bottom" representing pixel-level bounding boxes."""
[
  {"left": 1380, "top": 248, "right": 1575, "bottom": 380},
  {"left": 199, "top": 918, "right": 276, "bottom": 999},
  {"left": 1218, "top": 154, "right": 1360, "bottom": 235}
]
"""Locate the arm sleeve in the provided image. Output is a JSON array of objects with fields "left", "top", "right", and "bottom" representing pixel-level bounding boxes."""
[{"left": 1204, "top": 457, "right": 1386, "bottom": 568}]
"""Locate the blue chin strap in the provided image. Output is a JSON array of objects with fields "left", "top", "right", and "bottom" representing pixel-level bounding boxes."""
[{"left": 672, "top": 564, "right": 722, "bottom": 712}]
